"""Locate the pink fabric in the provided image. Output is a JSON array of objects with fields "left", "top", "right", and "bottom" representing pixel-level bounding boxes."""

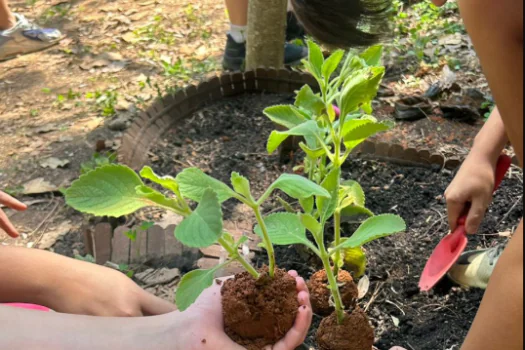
[{"left": 3, "top": 303, "right": 51, "bottom": 312}]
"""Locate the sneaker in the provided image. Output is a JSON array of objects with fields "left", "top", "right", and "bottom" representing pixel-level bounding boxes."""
[
  {"left": 0, "top": 13, "right": 63, "bottom": 61},
  {"left": 222, "top": 34, "right": 308, "bottom": 71},
  {"left": 448, "top": 244, "right": 506, "bottom": 289}
]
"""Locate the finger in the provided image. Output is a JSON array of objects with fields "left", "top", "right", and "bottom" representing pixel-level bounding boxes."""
[
  {"left": 0, "top": 209, "right": 20, "bottom": 238},
  {"left": 390, "top": 347, "right": 408, "bottom": 350},
  {"left": 465, "top": 196, "right": 491, "bottom": 234},
  {"left": 140, "top": 290, "right": 177, "bottom": 316},
  {"left": 288, "top": 270, "right": 298, "bottom": 278},
  {"left": 295, "top": 277, "right": 308, "bottom": 295},
  {"left": 297, "top": 290, "right": 311, "bottom": 309},
  {"left": 0, "top": 192, "right": 27, "bottom": 211},
  {"left": 446, "top": 194, "right": 466, "bottom": 231},
  {"left": 272, "top": 303, "right": 313, "bottom": 350}
]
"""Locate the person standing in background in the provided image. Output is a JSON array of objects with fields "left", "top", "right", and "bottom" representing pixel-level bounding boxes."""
[
  {"left": 222, "top": 0, "right": 307, "bottom": 71},
  {"left": 0, "top": 0, "right": 62, "bottom": 61}
]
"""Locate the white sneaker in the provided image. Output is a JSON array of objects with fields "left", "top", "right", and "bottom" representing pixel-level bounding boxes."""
[
  {"left": 448, "top": 244, "right": 505, "bottom": 289},
  {"left": 0, "top": 13, "right": 63, "bottom": 61}
]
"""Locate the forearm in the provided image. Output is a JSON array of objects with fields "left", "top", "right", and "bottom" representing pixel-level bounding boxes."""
[
  {"left": 0, "top": 246, "right": 66, "bottom": 306},
  {"left": 0, "top": 306, "right": 183, "bottom": 350},
  {"left": 469, "top": 107, "right": 509, "bottom": 164}
]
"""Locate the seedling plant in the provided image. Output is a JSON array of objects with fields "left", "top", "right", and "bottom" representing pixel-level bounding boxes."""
[
  {"left": 263, "top": 40, "right": 406, "bottom": 340},
  {"left": 64, "top": 164, "right": 330, "bottom": 311}
]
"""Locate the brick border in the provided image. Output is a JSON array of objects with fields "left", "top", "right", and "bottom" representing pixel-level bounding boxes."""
[{"left": 118, "top": 68, "right": 490, "bottom": 171}]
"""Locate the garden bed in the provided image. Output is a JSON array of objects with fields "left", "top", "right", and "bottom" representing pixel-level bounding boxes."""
[{"left": 147, "top": 92, "right": 523, "bottom": 350}]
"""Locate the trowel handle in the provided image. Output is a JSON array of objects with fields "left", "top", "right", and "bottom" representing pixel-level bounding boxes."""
[{"left": 494, "top": 154, "right": 513, "bottom": 191}]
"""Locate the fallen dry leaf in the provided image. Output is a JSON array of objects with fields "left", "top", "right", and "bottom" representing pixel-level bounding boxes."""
[
  {"left": 498, "top": 231, "right": 512, "bottom": 238},
  {"left": 121, "top": 32, "right": 139, "bottom": 43},
  {"left": 23, "top": 178, "right": 58, "bottom": 195},
  {"left": 39, "top": 157, "right": 70, "bottom": 169},
  {"left": 357, "top": 275, "right": 370, "bottom": 300},
  {"left": 39, "top": 221, "right": 73, "bottom": 250},
  {"left": 135, "top": 268, "right": 181, "bottom": 285}
]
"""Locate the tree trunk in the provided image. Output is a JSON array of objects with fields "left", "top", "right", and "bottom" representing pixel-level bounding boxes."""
[{"left": 245, "top": 0, "right": 288, "bottom": 70}]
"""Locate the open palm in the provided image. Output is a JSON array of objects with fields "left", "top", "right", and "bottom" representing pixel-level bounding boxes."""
[{"left": 180, "top": 270, "right": 312, "bottom": 350}]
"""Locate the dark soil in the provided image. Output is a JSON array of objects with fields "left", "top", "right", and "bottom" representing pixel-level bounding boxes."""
[
  {"left": 221, "top": 267, "right": 299, "bottom": 350},
  {"left": 317, "top": 308, "right": 375, "bottom": 350},
  {"left": 309, "top": 269, "right": 358, "bottom": 317},
  {"left": 150, "top": 92, "right": 523, "bottom": 350}
]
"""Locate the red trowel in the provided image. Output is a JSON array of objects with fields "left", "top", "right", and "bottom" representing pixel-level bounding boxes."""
[{"left": 419, "top": 154, "right": 513, "bottom": 292}]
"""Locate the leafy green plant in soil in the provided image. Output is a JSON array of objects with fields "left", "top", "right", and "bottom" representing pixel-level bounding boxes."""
[
  {"left": 263, "top": 40, "right": 406, "bottom": 348},
  {"left": 65, "top": 164, "right": 329, "bottom": 312}
]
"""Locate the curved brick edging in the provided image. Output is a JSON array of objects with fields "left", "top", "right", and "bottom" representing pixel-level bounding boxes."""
[
  {"left": 119, "top": 68, "right": 477, "bottom": 171},
  {"left": 119, "top": 69, "right": 317, "bottom": 169}
]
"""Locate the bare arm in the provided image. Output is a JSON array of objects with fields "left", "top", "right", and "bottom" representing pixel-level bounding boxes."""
[
  {"left": 457, "top": 0, "right": 524, "bottom": 349},
  {"left": 445, "top": 108, "right": 510, "bottom": 233},
  {"left": 0, "top": 246, "right": 175, "bottom": 316},
  {"left": 0, "top": 306, "right": 182, "bottom": 350},
  {"left": 469, "top": 107, "right": 509, "bottom": 164}
]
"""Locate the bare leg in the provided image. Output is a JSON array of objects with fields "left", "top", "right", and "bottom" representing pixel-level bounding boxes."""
[
  {"left": 225, "top": 0, "right": 248, "bottom": 26},
  {"left": 0, "top": 0, "right": 16, "bottom": 31},
  {"left": 457, "top": 0, "right": 523, "bottom": 349}
]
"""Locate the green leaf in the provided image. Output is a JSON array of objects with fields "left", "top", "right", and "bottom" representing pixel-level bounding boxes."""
[
  {"left": 339, "top": 180, "right": 366, "bottom": 208},
  {"left": 125, "top": 229, "right": 137, "bottom": 242},
  {"left": 360, "top": 45, "right": 383, "bottom": 67},
  {"left": 139, "top": 221, "right": 155, "bottom": 231},
  {"left": 176, "top": 168, "right": 236, "bottom": 203},
  {"left": 267, "top": 120, "right": 323, "bottom": 154},
  {"left": 263, "top": 105, "right": 308, "bottom": 129},
  {"left": 341, "top": 117, "right": 376, "bottom": 139},
  {"left": 339, "top": 67, "right": 385, "bottom": 117},
  {"left": 176, "top": 268, "right": 217, "bottom": 311},
  {"left": 175, "top": 189, "right": 223, "bottom": 248},
  {"left": 65, "top": 164, "right": 154, "bottom": 217},
  {"left": 341, "top": 246, "right": 367, "bottom": 278},
  {"left": 340, "top": 205, "right": 374, "bottom": 218},
  {"left": 299, "top": 197, "right": 314, "bottom": 214},
  {"left": 322, "top": 50, "right": 345, "bottom": 80},
  {"left": 231, "top": 172, "right": 253, "bottom": 201},
  {"left": 135, "top": 185, "right": 180, "bottom": 210},
  {"left": 336, "top": 214, "right": 406, "bottom": 250},
  {"left": 263, "top": 174, "right": 331, "bottom": 203},
  {"left": 317, "top": 168, "right": 340, "bottom": 223},
  {"left": 299, "top": 142, "right": 327, "bottom": 159},
  {"left": 140, "top": 166, "right": 179, "bottom": 193},
  {"left": 307, "top": 40, "right": 324, "bottom": 78},
  {"left": 343, "top": 120, "right": 393, "bottom": 150},
  {"left": 295, "top": 85, "right": 325, "bottom": 117},
  {"left": 301, "top": 213, "right": 322, "bottom": 236},
  {"left": 277, "top": 196, "right": 296, "bottom": 213},
  {"left": 222, "top": 232, "right": 235, "bottom": 247},
  {"left": 254, "top": 213, "right": 317, "bottom": 251},
  {"left": 234, "top": 236, "right": 249, "bottom": 249}
]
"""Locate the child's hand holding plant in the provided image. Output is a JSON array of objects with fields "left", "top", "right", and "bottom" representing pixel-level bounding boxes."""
[
  {"left": 177, "top": 272, "right": 312, "bottom": 350},
  {"left": 65, "top": 164, "right": 322, "bottom": 348}
]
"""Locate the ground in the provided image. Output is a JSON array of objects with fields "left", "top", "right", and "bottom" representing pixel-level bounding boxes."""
[
  {"left": 1, "top": 1, "right": 523, "bottom": 349},
  {"left": 1, "top": 0, "right": 228, "bottom": 248}
]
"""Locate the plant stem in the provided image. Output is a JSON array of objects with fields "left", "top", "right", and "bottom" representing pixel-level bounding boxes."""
[
  {"left": 333, "top": 209, "right": 342, "bottom": 276},
  {"left": 308, "top": 157, "right": 315, "bottom": 182},
  {"left": 253, "top": 205, "right": 276, "bottom": 278},
  {"left": 218, "top": 236, "right": 260, "bottom": 279},
  {"left": 320, "top": 250, "right": 346, "bottom": 324},
  {"left": 312, "top": 227, "right": 345, "bottom": 324}
]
